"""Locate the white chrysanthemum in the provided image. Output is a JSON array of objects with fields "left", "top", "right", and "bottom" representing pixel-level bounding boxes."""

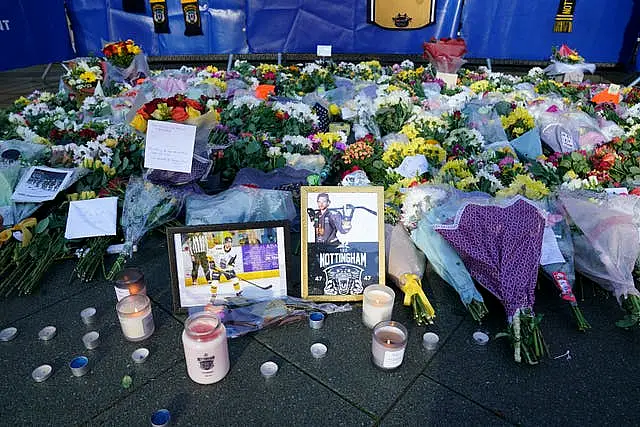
[
  {"left": 301, "top": 62, "right": 323, "bottom": 75},
  {"left": 282, "top": 135, "right": 312, "bottom": 149},
  {"left": 528, "top": 67, "right": 545, "bottom": 77},
  {"left": 400, "top": 186, "right": 448, "bottom": 230},
  {"left": 477, "top": 169, "right": 504, "bottom": 192},
  {"left": 400, "top": 59, "right": 414, "bottom": 70},
  {"left": 272, "top": 101, "right": 318, "bottom": 124},
  {"left": 231, "top": 95, "right": 262, "bottom": 109},
  {"left": 267, "top": 146, "right": 282, "bottom": 157}
]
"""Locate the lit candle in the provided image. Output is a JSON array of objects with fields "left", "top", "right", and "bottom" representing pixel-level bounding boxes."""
[
  {"left": 114, "top": 267, "right": 147, "bottom": 302},
  {"left": 371, "top": 321, "right": 408, "bottom": 370},
  {"left": 182, "top": 312, "right": 230, "bottom": 384},
  {"left": 116, "top": 294, "right": 155, "bottom": 342},
  {"left": 362, "top": 285, "right": 395, "bottom": 329}
]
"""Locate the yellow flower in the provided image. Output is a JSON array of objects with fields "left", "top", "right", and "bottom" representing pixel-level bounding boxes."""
[
  {"left": 564, "top": 170, "right": 578, "bottom": 180},
  {"left": 131, "top": 46, "right": 142, "bottom": 55},
  {"left": 400, "top": 123, "right": 418, "bottom": 140},
  {"left": 329, "top": 104, "right": 341, "bottom": 116},
  {"left": 470, "top": 80, "right": 490, "bottom": 93},
  {"left": 496, "top": 175, "right": 549, "bottom": 200},
  {"left": 79, "top": 71, "right": 97, "bottom": 83},
  {"left": 130, "top": 113, "right": 148, "bottom": 132},
  {"left": 186, "top": 106, "right": 201, "bottom": 120},
  {"left": 104, "top": 138, "right": 118, "bottom": 148}
]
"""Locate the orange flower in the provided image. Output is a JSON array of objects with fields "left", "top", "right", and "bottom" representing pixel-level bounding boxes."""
[
  {"left": 185, "top": 98, "right": 203, "bottom": 111},
  {"left": 171, "top": 107, "right": 189, "bottom": 122}
]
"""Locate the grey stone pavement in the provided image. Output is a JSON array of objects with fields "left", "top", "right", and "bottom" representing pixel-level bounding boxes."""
[{"left": 1, "top": 64, "right": 640, "bottom": 426}]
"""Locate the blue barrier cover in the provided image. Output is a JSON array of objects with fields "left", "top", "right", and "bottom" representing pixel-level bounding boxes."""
[
  {"left": 67, "top": 0, "right": 248, "bottom": 57},
  {"left": 462, "top": 0, "right": 640, "bottom": 64},
  {"left": 245, "top": 0, "right": 462, "bottom": 54},
  {"left": 0, "top": 0, "right": 74, "bottom": 70}
]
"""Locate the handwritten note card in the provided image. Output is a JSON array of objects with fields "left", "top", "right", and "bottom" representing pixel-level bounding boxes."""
[
  {"left": 317, "top": 45, "right": 332, "bottom": 57},
  {"left": 395, "top": 155, "right": 429, "bottom": 179},
  {"left": 144, "top": 120, "right": 196, "bottom": 173},
  {"left": 65, "top": 197, "right": 118, "bottom": 240}
]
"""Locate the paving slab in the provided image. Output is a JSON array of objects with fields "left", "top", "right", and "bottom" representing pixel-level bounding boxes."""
[
  {"left": 381, "top": 375, "right": 512, "bottom": 426},
  {"left": 0, "top": 283, "right": 185, "bottom": 425},
  {"left": 423, "top": 290, "right": 640, "bottom": 426},
  {"left": 91, "top": 339, "right": 374, "bottom": 426},
  {"left": 251, "top": 288, "right": 466, "bottom": 419}
]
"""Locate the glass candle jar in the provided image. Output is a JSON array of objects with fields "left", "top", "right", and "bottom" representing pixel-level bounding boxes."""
[
  {"left": 182, "top": 311, "right": 230, "bottom": 384},
  {"left": 362, "top": 285, "right": 395, "bottom": 329},
  {"left": 114, "top": 267, "right": 146, "bottom": 302},
  {"left": 371, "top": 321, "right": 408, "bottom": 370},
  {"left": 116, "top": 294, "right": 155, "bottom": 341}
]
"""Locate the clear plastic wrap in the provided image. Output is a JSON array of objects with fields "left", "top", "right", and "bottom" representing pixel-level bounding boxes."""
[
  {"left": 543, "top": 60, "right": 596, "bottom": 76},
  {"left": 104, "top": 54, "right": 150, "bottom": 86},
  {"left": 463, "top": 101, "right": 508, "bottom": 144},
  {"left": 385, "top": 223, "right": 435, "bottom": 325},
  {"left": 558, "top": 190, "right": 640, "bottom": 302},
  {"left": 186, "top": 186, "right": 296, "bottom": 226}
]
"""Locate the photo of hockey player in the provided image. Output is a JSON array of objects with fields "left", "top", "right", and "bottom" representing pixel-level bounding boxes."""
[
  {"left": 208, "top": 236, "right": 243, "bottom": 301},
  {"left": 169, "top": 223, "right": 291, "bottom": 310},
  {"left": 301, "top": 187, "right": 385, "bottom": 301}
]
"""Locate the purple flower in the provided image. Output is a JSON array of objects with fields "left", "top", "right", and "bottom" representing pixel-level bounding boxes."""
[
  {"left": 335, "top": 142, "right": 347, "bottom": 151},
  {"left": 498, "top": 156, "right": 515, "bottom": 168}
]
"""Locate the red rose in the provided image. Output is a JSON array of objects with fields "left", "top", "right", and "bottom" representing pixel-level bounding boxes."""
[
  {"left": 170, "top": 107, "right": 189, "bottom": 122},
  {"left": 185, "top": 98, "right": 204, "bottom": 111},
  {"left": 630, "top": 188, "right": 640, "bottom": 196}
]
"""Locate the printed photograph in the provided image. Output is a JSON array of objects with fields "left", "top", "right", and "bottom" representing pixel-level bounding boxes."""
[
  {"left": 301, "top": 186, "right": 385, "bottom": 301},
  {"left": 168, "top": 223, "right": 289, "bottom": 310}
]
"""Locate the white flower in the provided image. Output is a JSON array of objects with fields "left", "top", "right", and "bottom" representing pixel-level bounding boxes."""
[
  {"left": 231, "top": 95, "right": 262, "bottom": 110},
  {"left": 528, "top": 67, "right": 545, "bottom": 77},
  {"left": 267, "top": 146, "right": 282, "bottom": 157},
  {"left": 272, "top": 101, "right": 318, "bottom": 124},
  {"left": 282, "top": 135, "right": 312, "bottom": 150},
  {"left": 400, "top": 59, "right": 414, "bottom": 70},
  {"left": 400, "top": 186, "right": 448, "bottom": 230}
]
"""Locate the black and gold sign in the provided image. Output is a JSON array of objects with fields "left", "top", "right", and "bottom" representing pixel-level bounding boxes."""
[
  {"left": 368, "top": 0, "right": 435, "bottom": 30},
  {"left": 553, "top": 0, "right": 577, "bottom": 33},
  {"left": 181, "top": 0, "right": 203, "bottom": 36},
  {"left": 150, "top": 0, "right": 170, "bottom": 33}
]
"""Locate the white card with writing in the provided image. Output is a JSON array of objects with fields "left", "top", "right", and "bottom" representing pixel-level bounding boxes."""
[
  {"left": 317, "top": 45, "right": 332, "bottom": 57},
  {"left": 436, "top": 72, "right": 458, "bottom": 89},
  {"left": 540, "top": 227, "right": 566, "bottom": 266},
  {"left": 65, "top": 197, "right": 118, "bottom": 240},
  {"left": 395, "top": 155, "right": 429, "bottom": 178},
  {"left": 144, "top": 120, "right": 196, "bottom": 173},
  {"left": 604, "top": 187, "right": 628, "bottom": 195}
]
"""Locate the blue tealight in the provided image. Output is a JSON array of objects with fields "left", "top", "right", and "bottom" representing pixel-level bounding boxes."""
[
  {"left": 151, "top": 409, "right": 171, "bottom": 427},
  {"left": 70, "top": 356, "right": 88, "bottom": 369},
  {"left": 310, "top": 312, "right": 324, "bottom": 321}
]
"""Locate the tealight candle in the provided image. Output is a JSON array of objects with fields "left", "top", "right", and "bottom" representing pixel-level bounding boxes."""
[
  {"left": 114, "top": 267, "right": 147, "bottom": 302},
  {"left": 362, "top": 285, "right": 395, "bottom": 329},
  {"left": 116, "top": 294, "right": 155, "bottom": 342},
  {"left": 182, "top": 311, "right": 230, "bottom": 384},
  {"left": 80, "top": 307, "right": 97, "bottom": 325},
  {"left": 371, "top": 321, "right": 408, "bottom": 370}
]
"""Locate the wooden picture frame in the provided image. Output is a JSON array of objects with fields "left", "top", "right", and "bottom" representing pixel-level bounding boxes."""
[
  {"left": 167, "top": 221, "right": 291, "bottom": 313},
  {"left": 301, "top": 186, "right": 385, "bottom": 301}
]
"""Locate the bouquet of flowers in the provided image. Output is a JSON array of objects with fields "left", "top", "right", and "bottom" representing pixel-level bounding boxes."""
[
  {"left": 544, "top": 44, "right": 595, "bottom": 81},
  {"left": 422, "top": 38, "right": 467, "bottom": 74},
  {"left": 62, "top": 58, "right": 105, "bottom": 99},
  {"left": 500, "top": 107, "right": 535, "bottom": 140},
  {"left": 106, "top": 177, "right": 184, "bottom": 280},
  {"left": 102, "top": 39, "right": 149, "bottom": 85},
  {"left": 385, "top": 223, "right": 435, "bottom": 325},
  {"left": 435, "top": 197, "right": 548, "bottom": 364},
  {"left": 373, "top": 86, "right": 413, "bottom": 135}
]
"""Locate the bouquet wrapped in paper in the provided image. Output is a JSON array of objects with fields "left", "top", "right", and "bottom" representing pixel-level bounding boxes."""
[
  {"left": 558, "top": 190, "right": 640, "bottom": 328},
  {"left": 385, "top": 223, "right": 435, "bottom": 325},
  {"left": 435, "top": 197, "right": 548, "bottom": 364},
  {"left": 422, "top": 38, "right": 467, "bottom": 74}
]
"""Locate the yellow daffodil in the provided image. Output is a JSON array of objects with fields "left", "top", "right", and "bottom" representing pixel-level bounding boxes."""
[{"left": 130, "top": 113, "right": 148, "bottom": 132}]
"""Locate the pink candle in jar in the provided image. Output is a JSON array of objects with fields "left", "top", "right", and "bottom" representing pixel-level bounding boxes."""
[{"left": 182, "top": 312, "right": 230, "bottom": 384}]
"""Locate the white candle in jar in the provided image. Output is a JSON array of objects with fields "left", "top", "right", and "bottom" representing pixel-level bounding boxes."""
[
  {"left": 362, "top": 285, "right": 395, "bottom": 329},
  {"left": 116, "top": 294, "right": 155, "bottom": 341},
  {"left": 371, "top": 321, "right": 408, "bottom": 370},
  {"left": 182, "top": 311, "right": 230, "bottom": 384}
]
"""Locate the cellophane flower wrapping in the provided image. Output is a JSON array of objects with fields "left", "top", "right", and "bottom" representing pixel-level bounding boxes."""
[
  {"left": 385, "top": 223, "right": 435, "bottom": 324},
  {"left": 407, "top": 185, "right": 488, "bottom": 321},
  {"left": 558, "top": 190, "right": 640, "bottom": 302},
  {"left": 105, "top": 54, "right": 150, "bottom": 86},
  {"left": 107, "top": 177, "right": 184, "bottom": 279},
  {"left": 422, "top": 38, "right": 467, "bottom": 74}
]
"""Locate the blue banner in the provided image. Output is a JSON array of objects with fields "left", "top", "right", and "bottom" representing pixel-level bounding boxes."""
[
  {"left": 0, "top": 0, "right": 74, "bottom": 71},
  {"left": 461, "top": 0, "right": 640, "bottom": 64},
  {"left": 67, "top": 0, "right": 248, "bottom": 57},
  {"left": 245, "top": 0, "right": 462, "bottom": 54}
]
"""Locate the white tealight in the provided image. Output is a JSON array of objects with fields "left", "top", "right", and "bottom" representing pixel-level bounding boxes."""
[
  {"left": 473, "top": 331, "right": 490, "bottom": 345},
  {"left": 131, "top": 348, "right": 150, "bottom": 364},
  {"left": 38, "top": 326, "right": 57, "bottom": 341},
  {"left": 260, "top": 361, "right": 279, "bottom": 378},
  {"left": 310, "top": 343, "right": 327, "bottom": 359},
  {"left": 0, "top": 327, "right": 18, "bottom": 342},
  {"left": 32, "top": 364, "right": 53, "bottom": 382}
]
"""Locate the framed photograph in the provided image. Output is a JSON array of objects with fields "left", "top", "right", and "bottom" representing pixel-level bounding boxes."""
[
  {"left": 167, "top": 221, "right": 291, "bottom": 313},
  {"left": 301, "top": 186, "right": 385, "bottom": 301}
]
